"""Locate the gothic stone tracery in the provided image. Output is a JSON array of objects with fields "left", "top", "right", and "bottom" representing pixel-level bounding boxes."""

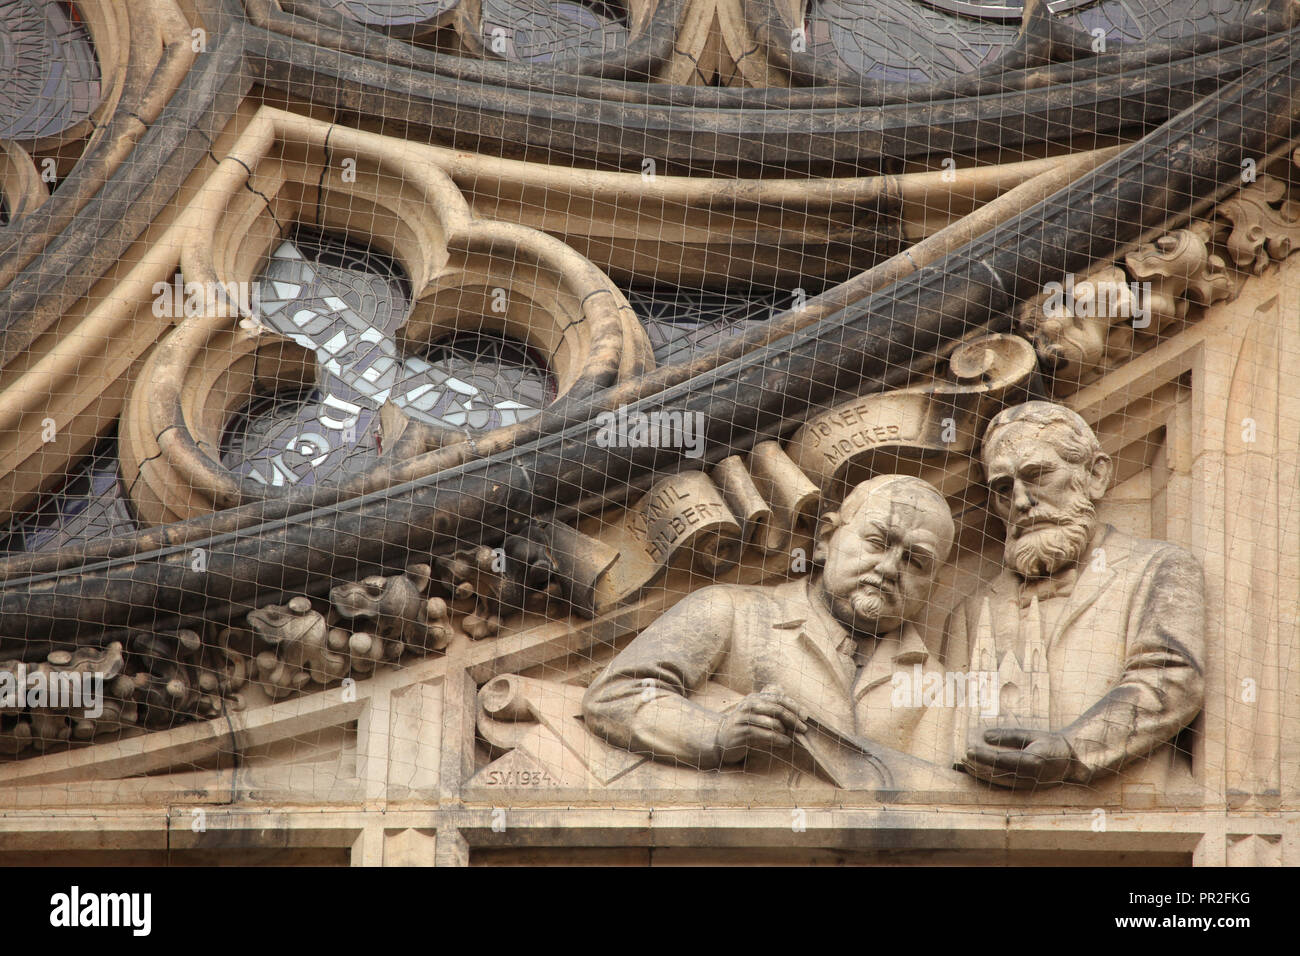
[{"left": 0, "top": 0, "right": 1296, "bottom": 867}]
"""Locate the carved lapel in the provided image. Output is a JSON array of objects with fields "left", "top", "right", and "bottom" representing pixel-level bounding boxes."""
[
  {"left": 1049, "top": 527, "right": 1122, "bottom": 648},
  {"left": 788, "top": 619, "right": 855, "bottom": 696}
]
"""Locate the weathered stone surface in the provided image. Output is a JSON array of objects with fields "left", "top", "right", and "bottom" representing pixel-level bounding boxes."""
[{"left": 0, "top": 0, "right": 1296, "bottom": 869}]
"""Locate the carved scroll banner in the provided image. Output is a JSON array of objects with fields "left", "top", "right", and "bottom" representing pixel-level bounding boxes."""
[
  {"left": 588, "top": 469, "right": 744, "bottom": 611},
  {"left": 541, "top": 334, "right": 1034, "bottom": 616},
  {"left": 545, "top": 441, "right": 820, "bottom": 615},
  {"left": 786, "top": 333, "right": 1038, "bottom": 493}
]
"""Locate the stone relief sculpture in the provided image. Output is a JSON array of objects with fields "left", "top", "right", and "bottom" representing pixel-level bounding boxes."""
[
  {"left": 581, "top": 473, "right": 955, "bottom": 770},
  {"left": 0, "top": 0, "right": 1295, "bottom": 868},
  {"left": 473, "top": 399, "right": 1210, "bottom": 798},
  {"left": 948, "top": 402, "right": 1206, "bottom": 789}
]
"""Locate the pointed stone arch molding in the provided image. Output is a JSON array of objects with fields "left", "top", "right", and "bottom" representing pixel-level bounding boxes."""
[
  {"left": 117, "top": 107, "right": 653, "bottom": 526},
  {"left": 0, "top": 141, "right": 47, "bottom": 222},
  {"left": 0, "top": 0, "right": 242, "bottom": 485},
  {"left": 0, "top": 0, "right": 202, "bottom": 287}
]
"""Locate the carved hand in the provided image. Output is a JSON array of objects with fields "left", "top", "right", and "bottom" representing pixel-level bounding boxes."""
[
  {"left": 715, "top": 686, "right": 808, "bottom": 764},
  {"left": 963, "top": 728, "right": 1078, "bottom": 788}
]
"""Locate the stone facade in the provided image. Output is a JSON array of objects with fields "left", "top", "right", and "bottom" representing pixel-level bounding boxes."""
[{"left": 0, "top": 0, "right": 1297, "bottom": 865}]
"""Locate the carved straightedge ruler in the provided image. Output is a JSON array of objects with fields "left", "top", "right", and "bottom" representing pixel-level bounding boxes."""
[{"left": 795, "top": 714, "right": 984, "bottom": 793}]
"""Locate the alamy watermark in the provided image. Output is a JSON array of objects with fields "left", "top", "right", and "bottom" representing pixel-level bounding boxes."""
[
  {"left": 152, "top": 275, "right": 258, "bottom": 320},
  {"left": 594, "top": 405, "right": 705, "bottom": 460},
  {"left": 891, "top": 665, "right": 998, "bottom": 717},
  {"left": 50, "top": 886, "right": 151, "bottom": 936},
  {"left": 0, "top": 664, "right": 104, "bottom": 719},
  {"left": 1042, "top": 274, "right": 1152, "bottom": 329}
]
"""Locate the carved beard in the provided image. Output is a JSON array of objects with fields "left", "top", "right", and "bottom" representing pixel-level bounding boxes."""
[
  {"left": 824, "top": 579, "right": 898, "bottom": 635},
  {"left": 1004, "top": 490, "right": 1097, "bottom": 578},
  {"left": 849, "top": 585, "right": 892, "bottom": 623}
]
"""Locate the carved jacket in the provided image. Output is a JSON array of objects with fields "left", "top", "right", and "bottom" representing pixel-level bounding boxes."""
[
  {"left": 943, "top": 523, "right": 1206, "bottom": 785},
  {"left": 582, "top": 578, "right": 942, "bottom": 768}
]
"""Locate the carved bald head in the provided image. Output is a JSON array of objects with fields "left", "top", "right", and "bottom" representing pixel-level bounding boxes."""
[
  {"left": 814, "top": 474, "right": 955, "bottom": 636},
  {"left": 982, "top": 402, "right": 1114, "bottom": 578}
]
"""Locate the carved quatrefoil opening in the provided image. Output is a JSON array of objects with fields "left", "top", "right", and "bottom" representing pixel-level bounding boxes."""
[
  {"left": 479, "top": 0, "right": 630, "bottom": 62},
  {"left": 0, "top": 0, "right": 101, "bottom": 141},
  {"left": 410, "top": 330, "right": 557, "bottom": 430},
  {"left": 90, "top": 109, "right": 651, "bottom": 529},
  {"left": 245, "top": 227, "right": 560, "bottom": 482},
  {"left": 235, "top": 229, "right": 412, "bottom": 488}
]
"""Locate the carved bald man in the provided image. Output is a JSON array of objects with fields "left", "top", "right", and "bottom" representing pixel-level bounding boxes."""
[
  {"left": 582, "top": 474, "right": 955, "bottom": 769},
  {"left": 948, "top": 401, "right": 1205, "bottom": 788}
]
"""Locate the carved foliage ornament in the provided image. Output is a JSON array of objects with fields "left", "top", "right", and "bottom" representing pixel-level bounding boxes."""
[{"left": 1020, "top": 163, "right": 1300, "bottom": 384}]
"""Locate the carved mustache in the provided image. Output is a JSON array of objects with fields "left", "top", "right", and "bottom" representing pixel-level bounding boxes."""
[
  {"left": 1009, "top": 508, "right": 1083, "bottom": 533},
  {"left": 855, "top": 574, "right": 896, "bottom": 597}
]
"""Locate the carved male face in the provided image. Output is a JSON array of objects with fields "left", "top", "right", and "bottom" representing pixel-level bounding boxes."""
[
  {"left": 814, "top": 476, "right": 954, "bottom": 635},
  {"left": 983, "top": 409, "right": 1113, "bottom": 578}
]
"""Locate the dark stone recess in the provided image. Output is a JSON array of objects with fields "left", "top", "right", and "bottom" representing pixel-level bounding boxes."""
[{"left": 0, "top": 0, "right": 252, "bottom": 367}]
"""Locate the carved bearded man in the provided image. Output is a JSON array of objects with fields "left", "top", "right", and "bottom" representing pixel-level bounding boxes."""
[
  {"left": 582, "top": 474, "right": 955, "bottom": 769},
  {"left": 947, "top": 402, "right": 1205, "bottom": 789}
]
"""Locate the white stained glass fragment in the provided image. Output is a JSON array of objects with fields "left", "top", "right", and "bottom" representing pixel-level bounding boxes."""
[
  {"left": 292, "top": 308, "right": 319, "bottom": 328},
  {"left": 274, "top": 241, "right": 303, "bottom": 259},
  {"left": 445, "top": 377, "right": 478, "bottom": 396},
  {"left": 324, "top": 296, "right": 349, "bottom": 312},
  {"left": 398, "top": 383, "right": 435, "bottom": 404},
  {"left": 319, "top": 394, "right": 363, "bottom": 430},
  {"left": 322, "top": 330, "right": 349, "bottom": 354},
  {"left": 274, "top": 282, "right": 303, "bottom": 299}
]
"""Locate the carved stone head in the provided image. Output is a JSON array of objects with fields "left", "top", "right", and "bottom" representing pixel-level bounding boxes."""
[
  {"left": 813, "top": 474, "right": 955, "bottom": 636},
  {"left": 981, "top": 402, "right": 1114, "bottom": 578}
]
